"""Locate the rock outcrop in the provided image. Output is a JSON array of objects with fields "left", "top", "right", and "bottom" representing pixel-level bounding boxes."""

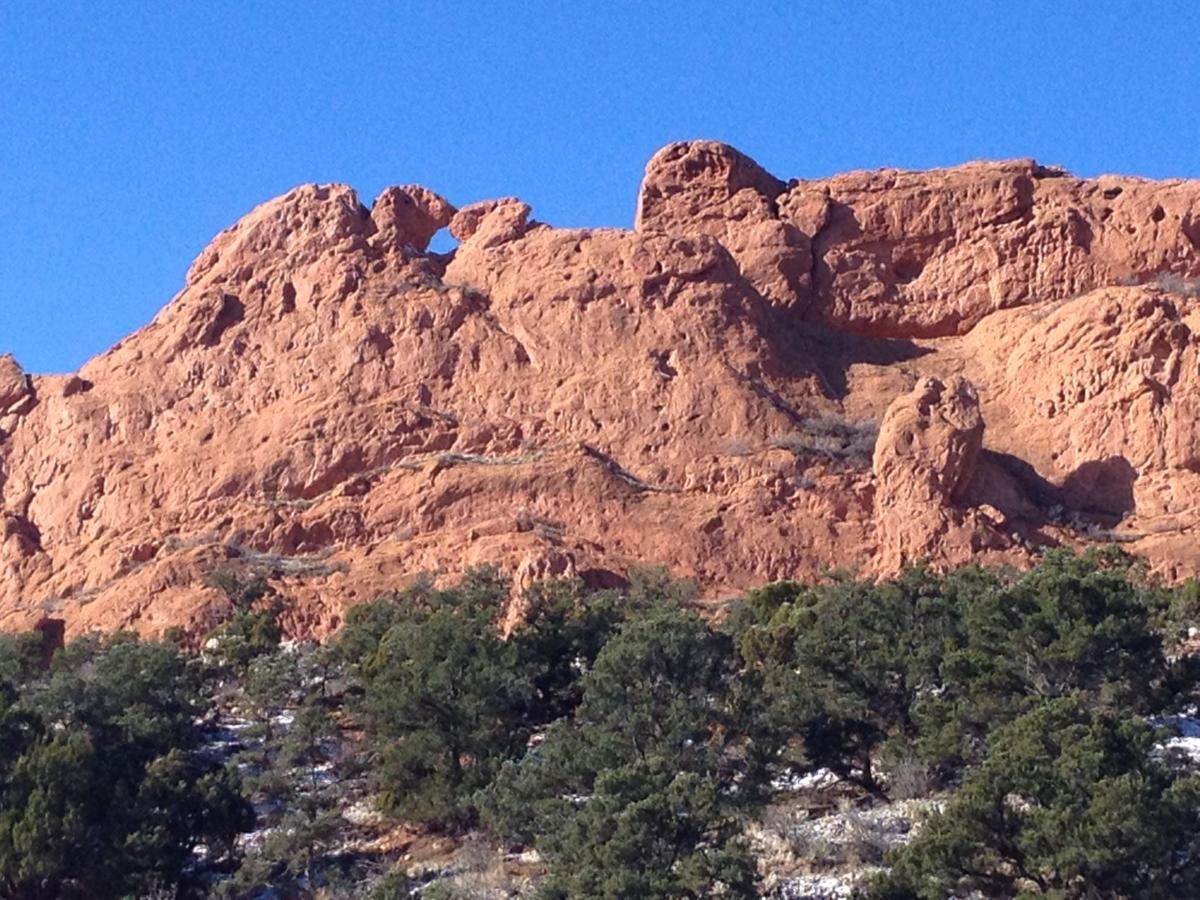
[
  {"left": 0, "top": 355, "right": 30, "bottom": 411},
  {"left": 639, "top": 146, "right": 1200, "bottom": 337},
  {"left": 2, "top": 141, "right": 1199, "bottom": 639},
  {"left": 872, "top": 377, "right": 989, "bottom": 571},
  {"left": 636, "top": 142, "right": 812, "bottom": 308}
]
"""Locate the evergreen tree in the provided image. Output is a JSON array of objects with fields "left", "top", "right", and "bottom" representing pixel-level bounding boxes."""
[
  {"left": 915, "top": 548, "right": 1174, "bottom": 774},
  {"left": 483, "top": 603, "right": 774, "bottom": 899},
  {"left": 869, "top": 698, "right": 1200, "bottom": 899},
  {"left": 509, "top": 577, "right": 624, "bottom": 723},
  {"left": 219, "top": 641, "right": 352, "bottom": 897},
  {"left": 0, "top": 633, "right": 252, "bottom": 899},
  {"left": 344, "top": 571, "right": 535, "bottom": 828}
]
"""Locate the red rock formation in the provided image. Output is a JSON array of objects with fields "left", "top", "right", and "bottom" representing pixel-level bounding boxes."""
[
  {"left": 872, "top": 377, "right": 993, "bottom": 571},
  {"left": 636, "top": 142, "right": 812, "bottom": 309},
  {"left": 0, "top": 355, "right": 32, "bottom": 435},
  {"left": 2, "top": 141, "right": 1199, "bottom": 639},
  {"left": 790, "top": 161, "right": 1200, "bottom": 336},
  {"left": 639, "top": 145, "right": 1200, "bottom": 337}
]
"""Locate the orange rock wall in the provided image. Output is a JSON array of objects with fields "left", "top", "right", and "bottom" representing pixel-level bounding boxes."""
[{"left": 2, "top": 142, "right": 1199, "bottom": 638}]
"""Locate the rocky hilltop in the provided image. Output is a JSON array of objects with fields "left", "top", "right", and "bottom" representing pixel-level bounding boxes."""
[{"left": 3, "top": 142, "right": 1200, "bottom": 638}]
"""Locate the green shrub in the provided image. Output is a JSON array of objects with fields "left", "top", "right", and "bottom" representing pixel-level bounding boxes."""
[
  {"left": 482, "top": 603, "right": 775, "bottom": 898},
  {"left": 344, "top": 571, "right": 534, "bottom": 829},
  {"left": 0, "top": 633, "right": 252, "bottom": 898},
  {"left": 203, "top": 569, "right": 284, "bottom": 670},
  {"left": 509, "top": 578, "right": 624, "bottom": 723},
  {"left": 914, "top": 548, "right": 1174, "bottom": 774},
  {"left": 737, "top": 550, "right": 1180, "bottom": 789},
  {"left": 738, "top": 566, "right": 973, "bottom": 792},
  {"left": 868, "top": 699, "right": 1200, "bottom": 899}
]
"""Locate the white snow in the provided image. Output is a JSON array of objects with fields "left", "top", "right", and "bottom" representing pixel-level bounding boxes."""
[
  {"left": 1151, "top": 713, "right": 1200, "bottom": 762},
  {"left": 772, "top": 768, "right": 841, "bottom": 792},
  {"left": 772, "top": 872, "right": 858, "bottom": 899}
]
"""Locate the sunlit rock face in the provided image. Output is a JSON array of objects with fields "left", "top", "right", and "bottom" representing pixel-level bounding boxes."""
[{"left": 3, "top": 141, "right": 1200, "bottom": 639}]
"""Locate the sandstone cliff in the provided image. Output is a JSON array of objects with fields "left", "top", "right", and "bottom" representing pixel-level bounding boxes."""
[{"left": 2, "top": 142, "right": 1199, "bottom": 638}]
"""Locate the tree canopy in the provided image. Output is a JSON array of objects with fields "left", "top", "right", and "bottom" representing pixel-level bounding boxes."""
[
  {"left": 0, "top": 633, "right": 252, "bottom": 899},
  {"left": 869, "top": 699, "right": 1200, "bottom": 899}
]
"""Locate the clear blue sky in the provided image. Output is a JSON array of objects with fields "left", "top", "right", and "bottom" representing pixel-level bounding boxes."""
[{"left": 2, "top": 2, "right": 1197, "bottom": 373}]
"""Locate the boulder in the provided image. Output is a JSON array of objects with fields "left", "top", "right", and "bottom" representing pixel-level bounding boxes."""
[
  {"left": 370, "top": 185, "right": 456, "bottom": 253},
  {"left": 636, "top": 140, "right": 812, "bottom": 309}
]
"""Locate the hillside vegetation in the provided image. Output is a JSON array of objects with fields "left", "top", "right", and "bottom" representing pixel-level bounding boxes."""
[{"left": 3, "top": 549, "right": 1200, "bottom": 898}]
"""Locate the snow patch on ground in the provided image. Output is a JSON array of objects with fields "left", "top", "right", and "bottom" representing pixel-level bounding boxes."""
[
  {"left": 771, "top": 872, "right": 858, "bottom": 899},
  {"left": 754, "top": 791, "right": 941, "bottom": 899},
  {"left": 1150, "top": 713, "right": 1200, "bottom": 762},
  {"left": 772, "top": 768, "right": 841, "bottom": 792}
]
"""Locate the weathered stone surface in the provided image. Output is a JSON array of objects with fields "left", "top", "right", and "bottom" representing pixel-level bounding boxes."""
[
  {"left": 874, "top": 377, "right": 983, "bottom": 506},
  {"left": 639, "top": 145, "right": 1200, "bottom": 337},
  {"left": 790, "top": 161, "right": 1200, "bottom": 337},
  {"left": 2, "top": 142, "right": 1199, "bottom": 639},
  {"left": 872, "top": 377, "right": 990, "bottom": 570},
  {"left": 952, "top": 285, "right": 1200, "bottom": 551},
  {"left": 0, "top": 355, "right": 30, "bottom": 411},
  {"left": 370, "top": 185, "right": 456, "bottom": 253},
  {"left": 636, "top": 140, "right": 812, "bottom": 309},
  {"left": 450, "top": 198, "right": 536, "bottom": 247}
]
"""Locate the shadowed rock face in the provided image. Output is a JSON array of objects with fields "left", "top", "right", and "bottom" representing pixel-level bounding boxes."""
[{"left": 3, "top": 140, "right": 1200, "bottom": 639}]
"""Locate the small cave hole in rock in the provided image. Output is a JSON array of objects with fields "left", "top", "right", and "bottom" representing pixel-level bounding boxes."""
[
  {"left": 893, "top": 258, "right": 925, "bottom": 285},
  {"left": 200, "top": 294, "right": 245, "bottom": 347}
]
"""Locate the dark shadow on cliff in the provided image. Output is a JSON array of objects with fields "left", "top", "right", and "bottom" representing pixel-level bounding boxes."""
[
  {"left": 1061, "top": 456, "right": 1137, "bottom": 517},
  {"left": 966, "top": 450, "right": 1138, "bottom": 551},
  {"left": 974, "top": 451, "right": 1060, "bottom": 511},
  {"left": 795, "top": 322, "right": 934, "bottom": 399}
]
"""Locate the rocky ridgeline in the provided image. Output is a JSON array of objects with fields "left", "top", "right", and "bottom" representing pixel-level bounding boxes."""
[{"left": 2, "top": 142, "right": 1200, "bottom": 638}]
